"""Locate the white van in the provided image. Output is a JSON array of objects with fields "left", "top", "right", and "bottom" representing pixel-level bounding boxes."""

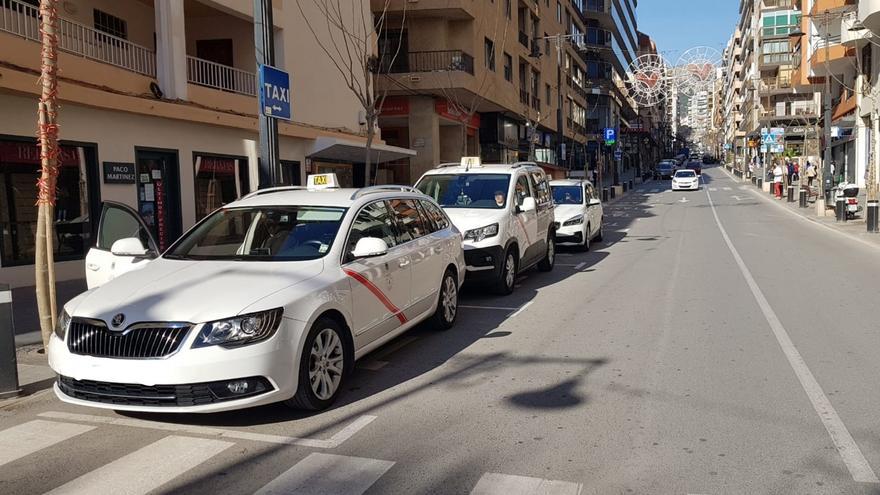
[{"left": 415, "top": 158, "right": 556, "bottom": 294}]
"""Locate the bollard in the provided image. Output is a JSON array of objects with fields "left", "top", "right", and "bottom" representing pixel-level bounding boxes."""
[
  {"left": 610, "top": 186, "right": 616, "bottom": 200},
  {"left": 787, "top": 185, "right": 795, "bottom": 203},
  {"left": 756, "top": 177, "right": 763, "bottom": 189},
  {"left": 0, "top": 284, "right": 20, "bottom": 399},
  {"left": 751, "top": 176, "right": 757, "bottom": 185},
  {"left": 799, "top": 188, "right": 808, "bottom": 208},
  {"left": 623, "top": 183, "right": 628, "bottom": 193},
  {"left": 628, "top": 180, "right": 633, "bottom": 190},
  {"left": 602, "top": 187, "right": 609, "bottom": 202},
  {"left": 868, "top": 200, "right": 879, "bottom": 233},
  {"left": 836, "top": 196, "right": 847, "bottom": 222}
]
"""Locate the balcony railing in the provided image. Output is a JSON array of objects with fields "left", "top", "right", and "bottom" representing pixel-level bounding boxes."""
[
  {"left": 813, "top": 34, "right": 843, "bottom": 51},
  {"left": 381, "top": 50, "right": 474, "bottom": 75},
  {"left": 520, "top": 90, "right": 530, "bottom": 105},
  {"left": 186, "top": 56, "right": 256, "bottom": 96},
  {"left": 760, "top": 76, "right": 792, "bottom": 91},
  {"left": 531, "top": 95, "right": 541, "bottom": 111},
  {"left": 1, "top": 0, "right": 156, "bottom": 76}
]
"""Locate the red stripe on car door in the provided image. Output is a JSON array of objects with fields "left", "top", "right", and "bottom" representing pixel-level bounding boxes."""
[{"left": 343, "top": 268, "right": 408, "bottom": 324}]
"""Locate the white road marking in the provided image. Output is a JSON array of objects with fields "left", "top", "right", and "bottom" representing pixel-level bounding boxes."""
[
  {"left": 0, "top": 420, "right": 95, "bottom": 467},
  {"left": 705, "top": 188, "right": 880, "bottom": 483},
  {"left": 723, "top": 187, "right": 732, "bottom": 191},
  {"left": 45, "top": 435, "right": 232, "bottom": 495},
  {"left": 255, "top": 453, "right": 394, "bottom": 495},
  {"left": 459, "top": 305, "right": 521, "bottom": 311},
  {"left": 622, "top": 228, "right": 630, "bottom": 232},
  {"left": 38, "top": 411, "right": 376, "bottom": 449},
  {"left": 470, "top": 472, "right": 582, "bottom": 495},
  {"left": 679, "top": 197, "right": 689, "bottom": 203},
  {"left": 574, "top": 262, "right": 587, "bottom": 270},
  {"left": 507, "top": 301, "right": 534, "bottom": 318},
  {"left": 731, "top": 195, "right": 743, "bottom": 201},
  {"left": 709, "top": 188, "right": 718, "bottom": 191}
]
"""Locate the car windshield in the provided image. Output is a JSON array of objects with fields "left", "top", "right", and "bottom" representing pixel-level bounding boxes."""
[
  {"left": 416, "top": 173, "right": 511, "bottom": 209},
  {"left": 166, "top": 206, "right": 346, "bottom": 261},
  {"left": 675, "top": 170, "right": 697, "bottom": 178},
  {"left": 551, "top": 186, "right": 584, "bottom": 205}
]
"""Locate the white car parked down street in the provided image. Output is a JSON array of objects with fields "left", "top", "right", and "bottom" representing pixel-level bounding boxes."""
[
  {"left": 49, "top": 174, "right": 465, "bottom": 413},
  {"left": 549, "top": 179, "right": 604, "bottom": 251},
  {"left": 671, "top": 169, "right": 700, "bottom": 191}
]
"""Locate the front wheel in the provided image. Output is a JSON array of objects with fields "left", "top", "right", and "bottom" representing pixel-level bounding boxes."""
[
  {"left": 595, "top": 220, "right": 604, "bottom": 242},
  {"left": 285, "top": 317, "right": 349, "bottom": 411},
  {"left": 430, "top": 270, "right": 458, "bottom": 330},
  {"left": 537, "top": 235, "right": 555, "bottom": 272}
]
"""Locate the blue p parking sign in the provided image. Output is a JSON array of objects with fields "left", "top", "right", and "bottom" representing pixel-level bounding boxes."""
[{"left": 258, "top": 64, "right": 291, "bottom": 120}]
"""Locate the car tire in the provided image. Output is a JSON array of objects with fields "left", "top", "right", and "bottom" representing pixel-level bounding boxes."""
[
  {"left": 285, "top": 317, "right": 349, "bottom": 411},
  {"left": 494, "top": 248, "right": 518, "bottom": 295},
  {"left": 595, "top": 220, "right": 604, "bottom": 242},
  {"left": 581, "top": 225, "right": 591, "bottom": 251},
  {"left": 537, "top": 233, "right": 555, "bottom": 272},
  {"left": 430, "top": 269, "right": 458, "bottom": 330}
]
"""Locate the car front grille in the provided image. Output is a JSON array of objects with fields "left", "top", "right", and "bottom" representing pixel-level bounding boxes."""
[
  {"left": 67, "top": 320, "right": 191, "bottom": 359},
  {"left": 57, "top": 376, "right": 273, "bottom": 407}
]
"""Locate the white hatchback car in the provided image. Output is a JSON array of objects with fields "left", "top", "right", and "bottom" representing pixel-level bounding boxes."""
[
  {"left": 671, "top": 169, "right": 700, "bottom": 191},
  {"left": 49, "top": 174, "right": 465, "bottom": 413},
  {"left": 549, "top": 180, "right": 604, "bottom": 251}
]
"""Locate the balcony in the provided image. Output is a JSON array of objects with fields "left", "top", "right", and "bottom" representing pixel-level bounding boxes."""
[
  {"left": 860, "top": 0, "right": 880, "bottom": 35},
  {"left": 370, "top": 0, "right": 476, "bottom": 19},
  {"left": 186, "top": 56, "right": 256, "bottom": 96},
  {"left": 810, "top": 0, "right": 856, "bottom": 17},
  {"left": 759, "top": 76, "right": 792, "bottom": 92},
  {"left": 581, "top": 27, "right": 612, "bottom": 49},
  {"left": 520, "top": 90, "right": 530, "bottom": 106},
  {"left": 832, "top": 90, "right": 857, "bottom": 120},
  {"left": 809, "top": 36, "right": 855, "bottom": 74},
  {"left": 380, "top": 50, "right": 475, "bottom": 75},
  {"left": 759, "top": 103, "right": 819, "bottom": 120},
  {"left": 0, "top": 0, "right": 156, "bottom": 77}
]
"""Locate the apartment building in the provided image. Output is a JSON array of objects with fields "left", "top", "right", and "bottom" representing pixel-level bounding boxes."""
[
  {"left": 371, "top": 0, "right": 641, "bottom": 185},
  {"left": 0, "top": 0, "right": 410, "bottom": 287}
]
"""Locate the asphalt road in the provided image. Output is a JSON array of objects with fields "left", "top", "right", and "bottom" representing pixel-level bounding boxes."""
[{"left": 3, "top": 165, "right": 880, "bottom": 495}]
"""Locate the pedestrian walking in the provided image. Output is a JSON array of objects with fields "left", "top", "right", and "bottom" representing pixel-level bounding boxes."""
[
  {"left": 793, "top": 161, "right": 800, "bottom": 182},
  {"left": 773, "top": 162, "right": 785, "bottom": 198},
  {"left": 787, "top": 161, "right": 795, "bottom": 185},
  {"left": 806, "top": 161, "right": 816, "bottom": 187}
]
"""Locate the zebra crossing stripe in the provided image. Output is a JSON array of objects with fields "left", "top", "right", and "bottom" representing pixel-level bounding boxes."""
[
  {"left": 44, "top": 435, "right": 232, "bottom": 495},
  {"left": 723, "top": 187, "right": 732, "bottom": 191},
  {"left": 470, "top": 472, "right": 582, "bottom": 495},
  {"left": 0, "top": 420, "right": 95, "bottom": 468},
  {"left": 255, "top": 453, "right": 394, "bottom": 495}
]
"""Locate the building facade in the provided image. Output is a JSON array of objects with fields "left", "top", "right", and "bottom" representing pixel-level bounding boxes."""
[{"left": 0, "top": 0, "right": 408, "bottom": 287}]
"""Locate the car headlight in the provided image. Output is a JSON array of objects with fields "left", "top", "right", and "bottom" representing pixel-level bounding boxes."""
[
  {"left": 54, "top": 309, "right": 71, "bottom": 341},
  {"left": 463, "top": 223, "right": 499, "bottom": 242},
  {"left": 193, "top": 308, "right": 283, "bottom": 348},
  {"left": 562, "top": 215, "right": 584, "bottom": 226}
]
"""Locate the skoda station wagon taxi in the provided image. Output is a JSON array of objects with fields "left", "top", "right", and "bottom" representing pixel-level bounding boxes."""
[{"left": 48, "top": 174, "right": 465, "bottom": 412}]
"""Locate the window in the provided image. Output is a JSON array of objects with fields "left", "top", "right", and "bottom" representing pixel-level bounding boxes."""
[
  {"left": 557, "top": 1, "right": 562, "bottom": 23},
  {"left": 546, "top": 83, "right": 551, "bottom": 103},
  {"left": 388, "top": 199, "right": 429, "bottom": 242},
  {"left": 529, "top": 171, "right": 551, "bottom": 205},
  {"left": 505, "top": 0, "right": 511, "bottom": 18},
  {"left": 97, "top": 206, "right": 152, "bottom": 251},
  {"left": 504, "top": 53, "right": 513, "bottom": 82},
  {"left": 544, "top": 33, "right": 551, "bottom": 56},
  {"left": 416, "top": 173, "right": 511, "bottom": 209},
  {"left": 346, "top": 201, "right": 398, "bottom": 261},
  {"left": 93, "top": 9, "right": 127, "bottom": 40},
  {"left": 863, "top": 45, "right": 873, "bottom": 85},
  {"left": 551, "top": 185, "right": 584, "bottom": 205},
  {"left": 485, "top": 38, "right": 495, "bottom": 71},
  {"left": 420, "top": 200, "right": 450, "bottom": 230},
  {"left": 514, "top": 175, "right": 532, "bottom": 207},
  {"left": 194, "top": 154, "right": 250, "bottom": 221}
]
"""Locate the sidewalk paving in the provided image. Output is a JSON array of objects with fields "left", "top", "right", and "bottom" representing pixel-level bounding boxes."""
[{"left": 722, "top": 165, "right": 880, "bottom": 250}]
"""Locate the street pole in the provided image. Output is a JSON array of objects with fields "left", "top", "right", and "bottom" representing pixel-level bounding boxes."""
[
  {"left": 556, "top": 35, "right": 565, "bottom": 169},
  {"left": 254, "top": 0, "right": 280, "bottom": 189},
  {"left": 820, "top": 11, "right": 831, "bottom": 214}
]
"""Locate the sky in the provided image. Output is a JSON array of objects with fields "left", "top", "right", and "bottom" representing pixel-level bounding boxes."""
[{"left": 636, "top": 0, "right": 741, "bottom": 61}]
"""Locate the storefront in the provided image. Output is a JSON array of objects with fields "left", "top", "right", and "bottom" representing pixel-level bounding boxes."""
[
  {"left": 0, "top": 137, "right": 100, "bottom": 267},
  {"left": 193, "top": 152, "right": 250, "bottom": 221}
]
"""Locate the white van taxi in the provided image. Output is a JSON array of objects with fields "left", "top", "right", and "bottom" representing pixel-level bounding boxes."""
[
  {"left": 49, "top": 174, "right": 465, "bottom": 413},
  {"left": 415, "top": 157, "right": 555, "bottom": 295}
]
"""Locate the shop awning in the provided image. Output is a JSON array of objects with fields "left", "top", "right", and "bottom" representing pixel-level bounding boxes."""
[{"left": 309, "top": 137, "right": 417, "bottom": 164}]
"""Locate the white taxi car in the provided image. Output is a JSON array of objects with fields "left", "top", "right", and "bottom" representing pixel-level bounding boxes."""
[
  {"left": 671, "top": 169, "right": 700, "bottom": 191},
  {"left": 49, "top": 174, "right": 465, "bottom": 413},
  {"left": 549, "top": 179, "right": 604, "bottom": 251},
  {"left": 415, "top": 158, "right": 556, "bottom": 295}
]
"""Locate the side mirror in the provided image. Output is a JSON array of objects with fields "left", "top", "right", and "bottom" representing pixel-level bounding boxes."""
[
  {"left": 110, "top": 237, "right": 150, "bottom": 257},
  {"left": 351, "top": 237, "right": 389, "bottom": 259},
  {"left": 588, "top": 198, "right": 601, "bottom": 206},
  {"left": 519, "top": 197, "right": 537, "bottom": 213}
]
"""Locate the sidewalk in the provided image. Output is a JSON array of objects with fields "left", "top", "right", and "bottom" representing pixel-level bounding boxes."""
[
  {"left": 721, "top": 165, "right": 880, "bottom": 250},
  {"left": 12, "top": 278, "right": 86, "bottom": 347}
]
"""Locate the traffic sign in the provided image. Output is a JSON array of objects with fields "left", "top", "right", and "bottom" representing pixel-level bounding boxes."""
[
  {"left": 604, "top": 128, "right": 617, "bottom": 146},
  {"left": 258, "top": 64, "right": 291, "bottom": 120},
  {"left": 760, "top": 144, "right": 768, "bottom": 153},
  {"left": 614, "top": 149, "right": 623, "bottom": 161}
]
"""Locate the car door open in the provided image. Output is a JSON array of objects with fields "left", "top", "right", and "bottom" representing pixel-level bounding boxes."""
[{"left": 85, "top": 201, "right": 158, "bottom": 289}]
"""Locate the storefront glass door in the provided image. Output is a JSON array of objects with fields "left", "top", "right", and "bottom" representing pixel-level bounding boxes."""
[{"left": 135, "top": 149, "right": 181, "bottom": 251}]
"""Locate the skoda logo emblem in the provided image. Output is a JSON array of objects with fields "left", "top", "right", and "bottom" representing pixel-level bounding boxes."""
[{"left": 111, "top": 313, "right": 126, "bottom": 328}]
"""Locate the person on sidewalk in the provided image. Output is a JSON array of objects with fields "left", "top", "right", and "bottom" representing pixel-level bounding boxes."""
[
  {"left": 773, "top": 162, "right": 785, "bottom": 198},
  {"left": 787, "top": 161, "right": 795, "bottom": 185},
  {"left": 806, "top": 161, "right": 817, "bottom": 187},
  {"left": 793, "top": 161, "right": 800, "bottom": 182}
]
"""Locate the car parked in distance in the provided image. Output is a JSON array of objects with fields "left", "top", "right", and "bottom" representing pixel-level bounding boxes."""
[
  {"left": 672, "top": 169, "right": 700, "bottom": 191},
  {"left": 415, "top": 157, "right": 556, "bottom": 295},
  {"left": 550, "top": 179, "right": 604, "bottom": 251},
  {"left": 50, "top": 174, "right": 465, "bottom": 413},
  {"left": 658, "top": 161, "right": 676, "bottom": 179},
  {"left": 686, "top": 160, "right": 702, "bottom": 175}
]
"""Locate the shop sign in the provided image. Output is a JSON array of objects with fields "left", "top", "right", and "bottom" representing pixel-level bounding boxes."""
[
  {"left": 435, "top": 100, "right": 480, "bottom": 129},
  {"left": 0, "top": 141, "right": 79, "bottom": 166},
  {"left": 198, "top": 156, "right": 236, "bottom": 175},
  {"left": 380, "top": 97, "right": 410, "bottom": 116},
  {"left": 102, "top": 162, "right": 136, "bottom": 184}
]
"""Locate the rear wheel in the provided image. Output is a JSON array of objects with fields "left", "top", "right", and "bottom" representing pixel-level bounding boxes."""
[
  {"left": 494, "top": 248, "right": 517, "bottom": 295},
  {"left": 285, "top": 317, "right": 348, "bottom": 411},
  {"left": 538, "top": 234, "right": 555, "bottom": 272}
]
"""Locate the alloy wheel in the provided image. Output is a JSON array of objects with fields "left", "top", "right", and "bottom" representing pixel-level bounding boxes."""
[
  {"left": 442, "top": 275, "right": 457, "bottom": 322},
  {"left": 308, "top": 328, "right": 344, "bottom": 400}
]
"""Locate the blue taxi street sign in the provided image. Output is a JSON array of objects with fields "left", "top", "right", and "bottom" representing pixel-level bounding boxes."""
[
  {"left": 258, "top": 64, "right": 291, "bottom": 120},
  {"left": 604, "top": 128, "right": 617, "bottom": 146},
  {"left": 614, "top": 148, "right": 623, "bottom": 161}
]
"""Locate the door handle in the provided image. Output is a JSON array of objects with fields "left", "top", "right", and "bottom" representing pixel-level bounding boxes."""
[
  {"left": 87, "top": 263, "right": 100, "bottom": 271},
  {"left": 398, "top": 258, "right": 410, "bottom": 267}
]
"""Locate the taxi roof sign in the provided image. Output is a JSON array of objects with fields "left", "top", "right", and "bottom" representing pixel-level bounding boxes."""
[
  {"left": 307, "top": 173, "right": 340, "bottom": 190},
  {"left": 461, "top": 156, "right": 482, "bottom": 169}
]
